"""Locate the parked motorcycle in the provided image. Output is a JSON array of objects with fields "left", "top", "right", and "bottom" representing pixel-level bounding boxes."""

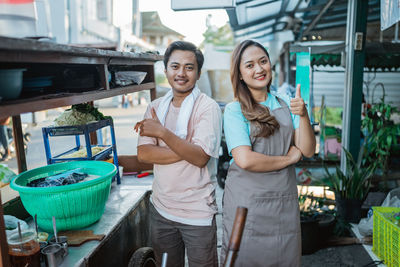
[
  {"left": 216, "top": 102, "right": 232, "bottom": 189},
  {"left": 0, "top": 126, "right": 31, "bottom": 161}
]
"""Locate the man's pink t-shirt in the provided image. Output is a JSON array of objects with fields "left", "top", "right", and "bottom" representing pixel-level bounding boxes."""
[{"left": 138, "top": 93, "right": 222, "bottom": 225}]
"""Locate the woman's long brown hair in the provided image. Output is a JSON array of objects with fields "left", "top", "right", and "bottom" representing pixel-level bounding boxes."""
[{"left": 231, "top": 40, "right": 279, "bottom": 137}]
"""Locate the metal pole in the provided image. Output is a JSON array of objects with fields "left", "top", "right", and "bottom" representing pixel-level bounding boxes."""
[
  {"left": 341, "top": 0, "right": 357, "bottom": 174},
  {"left": 308, "top": 46, "right": 313, "bottom": 121},
  {"left": 341, "top": 0, "right": 368, "bottom": 173}
]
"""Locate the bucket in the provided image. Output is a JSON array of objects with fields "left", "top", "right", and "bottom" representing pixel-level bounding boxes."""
[{"left": 0, "top": 69, "right": 26, "bottom": 100}]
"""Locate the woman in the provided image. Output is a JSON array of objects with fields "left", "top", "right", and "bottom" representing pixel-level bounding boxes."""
[{"left": 221, "top": 40, "right": 315, "bottom": 266}]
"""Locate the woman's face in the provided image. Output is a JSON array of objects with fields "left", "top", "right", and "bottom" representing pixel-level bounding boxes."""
[{"left": 239, "top": 45, "right": 271, "bottom": 92}]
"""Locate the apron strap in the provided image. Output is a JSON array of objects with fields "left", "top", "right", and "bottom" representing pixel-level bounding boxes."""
[
  {"left": 276, "top": 96, "right": 296, "bottom": 145},
  {"left": 249, "top": 95, "right": 293, "bottom": 146}
]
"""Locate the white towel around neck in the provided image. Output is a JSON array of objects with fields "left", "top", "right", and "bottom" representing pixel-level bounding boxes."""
[{"left": 156, "top": 86, "right": 201, "bottom": 139}]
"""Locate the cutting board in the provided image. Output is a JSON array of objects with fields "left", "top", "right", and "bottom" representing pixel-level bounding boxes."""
[{"left": 58, "top": 230, "right": 105, "bottom": 246}]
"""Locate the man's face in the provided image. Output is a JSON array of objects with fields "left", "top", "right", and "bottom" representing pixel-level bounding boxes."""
[{"left": 165, "top": 50, "right": 200, "bottom": 95}]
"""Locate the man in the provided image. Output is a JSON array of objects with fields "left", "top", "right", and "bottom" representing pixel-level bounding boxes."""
[
  {"left": 0, "top": 116, "right": 11, "bottom": 161},
  {"left": 135, "top": 41, "right": 222, "bottom": 267}
]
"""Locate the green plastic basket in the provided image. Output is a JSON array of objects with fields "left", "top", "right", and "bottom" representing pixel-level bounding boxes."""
[
  {"left": 372, "top": 206, "right": 400, "bottom": 267},
  {"left": 10, "top": 161, "right": 116, "bottom": 232}
]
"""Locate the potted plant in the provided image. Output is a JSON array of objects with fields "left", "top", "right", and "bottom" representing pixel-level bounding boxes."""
[
  {"left": 299, "top": 191, "right": 336, "bottom": 254},
  {"left": 322, "top": 148, "right": 376, "bottom": 223},
  {"left": 361, "top": 97, "right": 400, "bottom": 189}
]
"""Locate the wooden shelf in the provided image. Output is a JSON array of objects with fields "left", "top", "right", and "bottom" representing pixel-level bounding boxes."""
[
  {"left": 0, "top": 36, "right": 160, "bottom": 172},
  {"left": 0, "top": 36, "right": 162, "bottom": 65},
  {"left": 0, "top": 82, "right": 155, "bottom": 117}
]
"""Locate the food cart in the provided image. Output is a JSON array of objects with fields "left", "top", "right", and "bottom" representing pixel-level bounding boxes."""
[{"left": 0, "top": 36, "right": 161, "bottom": 266}]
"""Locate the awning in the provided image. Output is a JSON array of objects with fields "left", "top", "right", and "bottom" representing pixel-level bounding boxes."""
[{"left": 289, "top": 41, "right": 400, "bottom": 70}]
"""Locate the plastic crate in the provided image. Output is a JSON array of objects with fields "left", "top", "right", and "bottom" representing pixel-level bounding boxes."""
[
  {"left": 372, "top": 206, "right": 400, "bottom": 267},
  {"left": 10, "top": 161, "right": 116, "bottom": 232}
]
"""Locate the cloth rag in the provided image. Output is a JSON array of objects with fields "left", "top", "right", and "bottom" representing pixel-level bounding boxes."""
[{"left": 156, "top": 86, "right": 200, "bottom": 139}]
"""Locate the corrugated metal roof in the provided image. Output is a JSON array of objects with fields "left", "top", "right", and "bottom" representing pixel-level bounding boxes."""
[
  {"left": 312, "top": 68, "right": 400, "bottom": 109},
  {"left": 226, "top": 0, "right": 380, "bottom": 42}
]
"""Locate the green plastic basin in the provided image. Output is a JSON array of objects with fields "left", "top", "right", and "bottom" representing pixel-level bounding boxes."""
[{"left": 10, "top": 161, "right": 116, "bottom": 231}]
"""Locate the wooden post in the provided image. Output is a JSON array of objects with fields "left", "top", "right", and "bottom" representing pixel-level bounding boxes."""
[
  {"left": 98, "top": 64, "right": 110, "bottom": 91},
  {"left": 224, "top": 207, "right": 248, "bottom": 267},
  {"left": 0, "top": 192, "right": 11, "bottom": 267},
  {"left": 147, "top": 65, "right": 156, "bottom": 101},
  {"left": 11, "top": 115, "right": 27, "bottom": 173},
  {"left": 88, "top": 101, "right": 98, "bottom": 145}
]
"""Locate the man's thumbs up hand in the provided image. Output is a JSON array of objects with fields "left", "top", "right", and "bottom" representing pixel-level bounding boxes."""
[{"left": 134, "top": 107, "right": 165, "bottom": 138}]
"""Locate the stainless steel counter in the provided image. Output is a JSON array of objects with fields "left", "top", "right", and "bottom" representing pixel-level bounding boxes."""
[{"left": 30, "top": 175, "right": 153, "bottom": 267}]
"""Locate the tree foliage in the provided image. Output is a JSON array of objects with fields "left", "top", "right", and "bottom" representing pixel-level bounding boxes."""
[{"left": 201, "top": 22, "right": 234, "bottom": 48}]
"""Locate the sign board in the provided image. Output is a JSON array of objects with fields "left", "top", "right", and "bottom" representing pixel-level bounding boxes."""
[
  {"left": 295, "top": 52, "right": 312, "bottom": 118},
  {"left": 171, "top": 0, "right": 235, "bottom": 11}
]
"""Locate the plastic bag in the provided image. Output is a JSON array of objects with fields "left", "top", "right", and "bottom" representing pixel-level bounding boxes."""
[
  {"left": 358, "top": 216, "right": 373, "bottom": 237},
  {"left": 27, "top": 168, "right": 88, "bottom": 187},
  {"left": 381, "top": 188, "right": 400, "bottom": 207},
  {"left": 115, "top": 71, "right": 147, "bottom": 86},
  {"left": 358, "top": 188, "right": 400, "bottom": 237},
  {"left": 0, "top": 164, "right": 17, "bottom": 187},
  {"left": 4, "top": 215, "right": 29, "bottom": 237}
]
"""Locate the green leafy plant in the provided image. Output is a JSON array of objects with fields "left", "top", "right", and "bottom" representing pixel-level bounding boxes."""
[
  {"left": 333, "top": 217, "right": 352, "bottom": 237},
  {"left": 322, "top": 148, "right": 376, "bottom": 200},
  {"left": 361, "top": 97, "right": 400, "bottom": 181},
  {"left": 72, "top": 103, "right": 110, "bottom": 121},
  {"left": 299, "top": 190, "right": 334, "bottom": 219}
]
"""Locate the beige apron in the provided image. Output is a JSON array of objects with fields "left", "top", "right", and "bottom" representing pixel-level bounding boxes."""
[{"left": 221, "top": 97, "right": 301, "bottom": 267}]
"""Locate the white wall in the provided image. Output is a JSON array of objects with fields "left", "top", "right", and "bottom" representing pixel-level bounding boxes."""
[
  {"left": 312, "top": 66, "right": 400, "bottom": 109},
  {"left": 48, "top": 0, "right": 68, "bottom": 43},
  {"left": 113, "top": 0, "right": 132, "bottom": 30}
]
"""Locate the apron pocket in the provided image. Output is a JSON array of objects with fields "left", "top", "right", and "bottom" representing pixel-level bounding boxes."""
[{"left": 249, "top": 194, "right": 299, "bottom": 236}]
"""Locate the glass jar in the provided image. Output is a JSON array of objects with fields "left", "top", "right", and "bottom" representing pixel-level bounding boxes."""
[{"left": 7, "top": 230, "right": 40, "bottom": 267}]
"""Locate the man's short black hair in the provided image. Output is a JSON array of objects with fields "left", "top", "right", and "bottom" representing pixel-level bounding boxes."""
[{"left": 163, "top": 41, "right": 204, "bottom": 74}]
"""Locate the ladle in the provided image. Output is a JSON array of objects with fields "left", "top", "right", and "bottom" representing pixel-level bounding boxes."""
[
  {"left": 52, "top": 216, "right": 58, "bottom": 243},
  {"left": 34, "top": 214, "right": 38, "bottom": 239},
  {"left": 17, "top": 222, "right": 23, "bottom": 252}
]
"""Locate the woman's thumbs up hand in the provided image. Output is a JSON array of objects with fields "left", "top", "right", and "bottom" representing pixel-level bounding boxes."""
[{"left": 290, "top": 84, "right": 307, "bottom": 117}]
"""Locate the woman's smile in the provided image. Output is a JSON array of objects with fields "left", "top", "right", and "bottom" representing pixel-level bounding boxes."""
[{"left": 255, "top": 74, "right": 266, "bottom": 81}]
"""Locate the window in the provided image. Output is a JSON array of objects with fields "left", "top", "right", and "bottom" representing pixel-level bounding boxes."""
[{"left": 96, "top": 0, "right": 109, "bottom": 22}]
